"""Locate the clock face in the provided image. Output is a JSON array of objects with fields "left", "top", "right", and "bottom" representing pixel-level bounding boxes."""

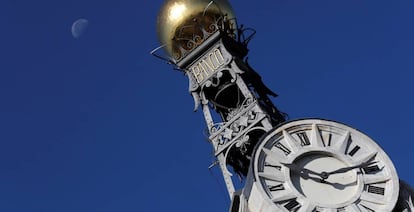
[{"left": 252, "top": 119, "right": 399, "bottom": 211}]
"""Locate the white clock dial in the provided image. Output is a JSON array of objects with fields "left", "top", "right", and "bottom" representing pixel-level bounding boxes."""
[{"left": 251, "top": 119, "right": 399, "bottom": 211}]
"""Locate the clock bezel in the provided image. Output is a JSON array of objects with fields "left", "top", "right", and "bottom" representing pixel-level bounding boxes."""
[{"left": 251, "top": 118, "right": 400, "bottom": 211}]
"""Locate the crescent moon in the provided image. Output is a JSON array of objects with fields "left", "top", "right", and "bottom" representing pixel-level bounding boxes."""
[{"left": 71, "top": 18, "right": 89, "bottom": 39}]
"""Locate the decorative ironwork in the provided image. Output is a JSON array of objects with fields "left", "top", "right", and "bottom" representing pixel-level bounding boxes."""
[
  {"left": 171, "top": 11, "right": 236, "bottom": 61},
  {"left": 395, "top": 180, "right": 414, "bottom": 212},
  {"left": 207, "top": 98, "right": 255, "bottom": 138}
]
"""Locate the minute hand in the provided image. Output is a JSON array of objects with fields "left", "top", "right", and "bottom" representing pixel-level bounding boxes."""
[{"left": 326, "top": 161, "right": 377, "bottom": 175}]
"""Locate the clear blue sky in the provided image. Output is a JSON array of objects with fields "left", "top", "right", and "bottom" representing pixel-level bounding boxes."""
[{"left": 0, "top": 0, "right": 413, "bottom": 211}]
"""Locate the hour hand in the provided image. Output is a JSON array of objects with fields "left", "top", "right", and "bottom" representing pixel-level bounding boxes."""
[{"left": 280, "top": 162, "right": 323, "bottom": 178}]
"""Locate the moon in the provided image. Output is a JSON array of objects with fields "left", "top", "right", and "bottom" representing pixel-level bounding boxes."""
[{"left": 71, "top": 18, "right": 89, "bottom": 39}]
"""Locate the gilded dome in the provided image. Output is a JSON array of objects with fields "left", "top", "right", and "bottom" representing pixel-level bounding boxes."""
[{"left": 157, "top": 0, "right": 236, "bottom": 60}]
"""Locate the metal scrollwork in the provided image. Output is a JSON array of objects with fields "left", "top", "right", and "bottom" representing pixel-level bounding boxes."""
[
  {"left": 209, "top": 103, "right": 261, "bottom": 150},
  {"left": 395, "top": 180, "right": 414, "bottom": 212},
  {"left": 235, "top": 135, "right": 249, "bottom": 154},
  {"left": 172, "top": 12, "right": 236, "bottom": 61},
  {"left": 225, "top": 97, "right": 253, "bottom": 121}
]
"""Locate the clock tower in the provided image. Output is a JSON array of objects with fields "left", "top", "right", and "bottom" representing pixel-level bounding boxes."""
[{"left": 153, "top": 0, "right": 413, "bottom": 211}]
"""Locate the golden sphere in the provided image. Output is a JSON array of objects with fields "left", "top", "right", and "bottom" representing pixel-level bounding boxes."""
[{"left": 157, "top": 0, "right": 236, "bottom": 59}]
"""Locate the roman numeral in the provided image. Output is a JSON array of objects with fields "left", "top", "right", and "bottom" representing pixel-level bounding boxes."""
[
  {"left": 325, "top": 133, "right": 332, "bottom": 146},
  {"left": 367, "top": 185, "right": 385, "bottom": 195},
  {"left": 360, "top": 205, "right": 375, "bottom": 212},
  {"left": 338, "top": 133, "right": 360, "bottom": 157},
  {"left": 259, "top": 171, "right": 285, "bottom": 182},
  {"left": 264, "top": 162, "right": 281, "bottom": 170},
  {"left": 333, "top": 131, "right": 351, "bottom": 154},
  {"left": 282, "top": 130, "right": 301, "bottom": 152},
  {"left": 297, "top": 132, "right": 310, "bottom": 146},
  {"left": 275, "top": 142, "right": 291, "bottom": 155},
  {"left": 344, "top": 135, "right": 353, "bottom": 154},
  {"left": 360, "top": 192, "right": 384, "bottom": 205},
  {"left": 346, "top": 203, "right": 362, "bottom": 212},
  {"left": 272, "top": 191, "right": 297, "bottom": 203},
  {"left": 348, "top": 145, "right": 361, "bottom": 156},
  {"left": 284, "top": 199, "right": 301, "bottom": 211},
  {"left": 363, "top": 165, "right": 380, "bottom": 174},
  {"left": 358, "top": 198, "right": 381, "bottom": 212},
  {"left": 268, "top": 183, "right": 285, "bottom": 191}
]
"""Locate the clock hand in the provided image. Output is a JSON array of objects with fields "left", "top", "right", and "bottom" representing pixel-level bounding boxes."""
[
  {"left": 280, "top": 162, "right": 324, "bottom": 178},
  {"left": 322, "top": 160, "right": 377, "bottom": 178},
  {"left": 320, "top": 152, "right": 378, "bottom": 180}
]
